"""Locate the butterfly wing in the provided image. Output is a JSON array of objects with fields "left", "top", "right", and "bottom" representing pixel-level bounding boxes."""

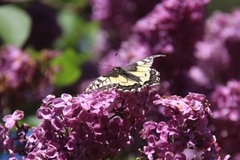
[
  {"left": 84, "top": 54, "right": 165, "bottom": 93},
  {"left": 84, "top": 70, "right": 120, "bottom": 94},
  {"left": 119, "top": 55, "right": 164, "bottom": 90}
]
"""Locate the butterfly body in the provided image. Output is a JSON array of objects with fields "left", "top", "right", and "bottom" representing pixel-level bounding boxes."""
[{"left": 85, "top": 55, "right": 165, "bottom": 93}]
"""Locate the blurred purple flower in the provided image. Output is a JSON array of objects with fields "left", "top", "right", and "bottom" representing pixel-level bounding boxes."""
[
  {"left": 211, "top": 80, "right": 240, "bottom": 121},
  {"left": 210, "top": 80, "right": 240, "bottom": 158},
  {"left": 91, "top": 0, "right": 159, "bottom": 55},
  {"left": 133, "top": 0, "right": 209, "bottom": 55},
  {"left": 0, "top": 46, "right": 36, "bottom": 91},
  {"left": 0, "top": 46, "right": 57, "bottom": 112},
  {"left": 189, "top": 9, "right": 240, "bottom": 88},
  {"left": 92, "top": 0, "right": 208, "bottom": 60}
]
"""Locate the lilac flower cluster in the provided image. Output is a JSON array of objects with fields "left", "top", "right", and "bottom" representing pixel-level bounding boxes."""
[
  {"left": 1, "top": 91, "right": 229, "bottom": 159},
  {"left": 91, "top": 0, "right": 159, "bottom": 55},
  {"left": 92, "top": 0, "right": 208, "bottom": 62},
  {"left": 141, "top": 93, "right": 225, "bottom": 160},
  {"left": 188, "top": 9, "right": 240, "bottom": 88},
  {"left": 186, "top": 9, "right": 240, "bottom": 158},
  {"left": 0, "top": 45, "right": 57, "bottom": 113},
  {"left": 92, "top": 0, "right": 209, "bottom": 58},
  {"left": 1, "top": 89, "right": 153, "bottom": 159},
  {"left": 82, "top": 1, "right": 240, "bottom": 159},
  {"left": 0, "top": 110, "right": 30, "bottom": 157},
  {"left": 133, "top": 0, "right": 209, "bottom": 55},
  {"left": 210, "top": 80, "right": 240, "bottom": 158},
  {"left": 211, "top": 80, "right": 240, "bottom": 121},
  {"left": 0, "top": 45, "right": 36, "bottom": 92}
]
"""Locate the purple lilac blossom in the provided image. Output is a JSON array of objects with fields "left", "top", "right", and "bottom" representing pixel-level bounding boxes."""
[
  {"left": 1, "top": 91, "right": 229, "bottom": 159},
  {"left": 91, "top": 0, "right": 208, "bottom": 58},
  {"left": 133, "top": 0, "right": 209, "bottom": 55},
  {"left": 210, "top": 80, "right": 240, "bottom": 158},
  {"left": 96, "top": 0, "right": 208, "bottom": 59},
  {"left": 1, "top": 110, "right": 29, "bottom": 158},
  {"left": 188, "top": 9, "right": 240, "bottom": 88},
  {"left": 91, "top": 0, "right": 160, "bottom": 56},
  {"left": 141, "top": 93, "right": 224, "bottom": 160},
  {"left": 0, "top": 45, "right": 57, "bottom": 113},
  {"left": 1, "top": 89, "right": 152, "bottom": 159},
  {"left": 0, "top": 45, "right": 36, "bottom": 91}
]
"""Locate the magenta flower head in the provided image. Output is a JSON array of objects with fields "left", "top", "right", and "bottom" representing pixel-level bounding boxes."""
[
  {"left": 1, "top": 90, "right": 230, "bottom": 159},
  {"left": 19, "top": 89, "right": 154, "bottom": 159},
  {"left": 140, "top": 93, "right": 226, "bottom": 160}
]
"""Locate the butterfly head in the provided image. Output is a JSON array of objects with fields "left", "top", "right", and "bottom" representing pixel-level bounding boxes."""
[
  {"left": 112, "top": 67, "right": 125, "bottom": 74},
  {"left": 112, "top": 67, "right": 121, "bottom": 71}
]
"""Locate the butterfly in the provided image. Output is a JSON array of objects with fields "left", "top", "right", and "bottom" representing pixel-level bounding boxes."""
[{"left": 85, "top": 54, "right": 165, "bottom": 93}]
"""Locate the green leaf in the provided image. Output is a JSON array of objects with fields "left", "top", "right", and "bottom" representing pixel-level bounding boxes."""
[
  {"left": 60, "top": 0, "right": 88, "bottom": 6},
  {"left": 55, "top": 9, "right": 99, "bottom": 53},
  {"left": 0, "top": 5, "right": 31, "bottom": 47},
  {"left": 52, "top": 48, "right": 85, "bottom": 87},
  {"left": 55, "top": 9, "right": 79, "bottom": 48}
]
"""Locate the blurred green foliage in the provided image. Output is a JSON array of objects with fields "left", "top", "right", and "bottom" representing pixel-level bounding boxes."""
[
  {"left": 56, "top": 9, "right": 99, "bottom": 52},
  {"left": 207, "top": 0, "right": 240, "bottom": 15},
  {"left": 51, "top": 48, "right": 89, "bottom": 87},
  {"left": 0, "top": 5, "right": 31, "bottom": 47}
]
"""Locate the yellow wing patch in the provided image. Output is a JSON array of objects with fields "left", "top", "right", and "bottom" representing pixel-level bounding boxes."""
[{"left": 85, "top": 54, "right": 165, "bottom": 93}]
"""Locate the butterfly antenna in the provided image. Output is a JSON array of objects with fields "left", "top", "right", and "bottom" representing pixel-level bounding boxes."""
[
  {"left": 96, "top": 52, "right": 119, "bottom": 68},
  {"left": 96, "top": 63, "right": 114, "bottom": 68},
  {"left": 114, "top": 52, "right": 118, "bottom": 67}
]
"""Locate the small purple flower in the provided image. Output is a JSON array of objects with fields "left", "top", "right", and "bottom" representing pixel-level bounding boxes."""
[
  {"left": 1, "top": 110, "right": 30, "bottom": 158},
  {"left": 3, "top": 110, "right": 24, "bottom": 130}
]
